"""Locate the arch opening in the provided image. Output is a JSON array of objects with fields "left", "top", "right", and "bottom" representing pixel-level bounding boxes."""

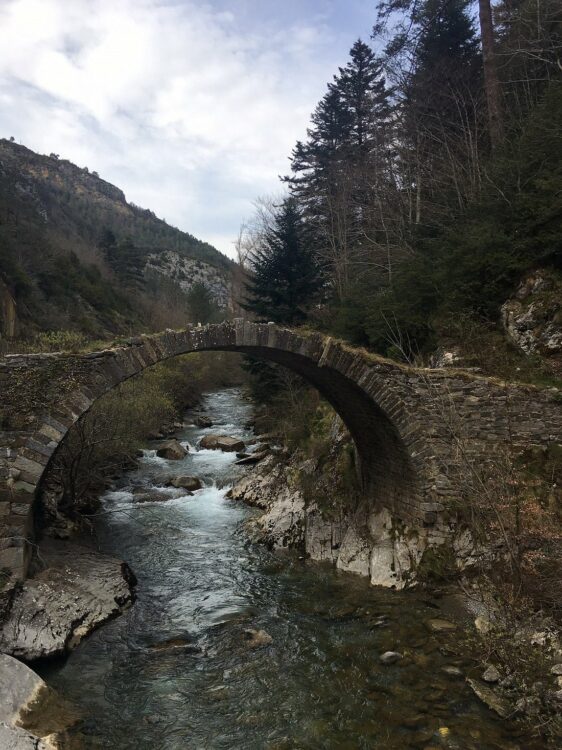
[{"left": 1, "top": 323, "right": 427, "bottom": 580}]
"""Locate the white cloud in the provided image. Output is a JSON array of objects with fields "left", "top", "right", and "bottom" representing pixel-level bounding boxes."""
[{"left": 0, "top": 0, "right": 356, "bottom": 257}]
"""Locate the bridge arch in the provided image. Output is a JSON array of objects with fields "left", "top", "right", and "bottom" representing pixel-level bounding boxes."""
[{"left": 1, "top": 319, "right": 560, "bottom": 580}]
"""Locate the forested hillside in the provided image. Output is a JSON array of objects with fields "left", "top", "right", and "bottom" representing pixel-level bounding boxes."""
[
  {"left": 0, "top": 139, "right": 233, "bottom": 343},
  {"left": 242, "top": 0, "right": 561, "bottom": 381}
]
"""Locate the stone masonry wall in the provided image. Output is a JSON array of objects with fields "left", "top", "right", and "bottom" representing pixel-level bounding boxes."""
[{"left": 0, "top": 320, "right": 560, "bottom": 582}]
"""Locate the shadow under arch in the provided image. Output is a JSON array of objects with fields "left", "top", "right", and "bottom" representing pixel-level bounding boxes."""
[{"left": 221, "top": 344, "right": 420, "bottom": 514}]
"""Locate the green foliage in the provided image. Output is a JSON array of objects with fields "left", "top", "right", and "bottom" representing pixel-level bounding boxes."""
[
  {"left": 243, "top": 197, "right": 322, "bottom": 325},
  {"left": 187, "top": 282, "right": 221, "bottom": 324},
  {"left": 32, "top": 330, "right": 89, "bottom": 353},
  {"left": 331, "top": 83, "right": 562, "bottom": 360}
]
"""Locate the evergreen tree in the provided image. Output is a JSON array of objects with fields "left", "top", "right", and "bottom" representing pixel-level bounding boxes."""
[
  {"left": 285, "top": 40, "right": 392, "bottom": 301},
  {"left": 187, "top": 282, "right": 219, "bottom": 324},
  {"left": 242, "top": 198, "right": 322, "bottom": 325},
  {"left": 337, "top": 40, "right": 392, "bottom": 154}
]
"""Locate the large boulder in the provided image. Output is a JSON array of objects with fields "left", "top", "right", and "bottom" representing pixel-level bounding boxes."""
[
  {"left": 0, "top": 654, "right": 76, "bottom": 749},
  {"left": 199, "top": 434, "right": 245, "bottom": 452},
  {"left": 166, "top": 476, "right": 202, "bottom": 491},
  {"left": 0, "top": 654, "right": 48, "bottom": 728},
  {"left": 156, "top": 439, "right": 188, "bottom": 460},
  {"left": 0, "top": 543, "right": 136, "bottom": 661}
]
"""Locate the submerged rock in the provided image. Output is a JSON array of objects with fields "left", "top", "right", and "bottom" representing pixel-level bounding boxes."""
[
  {"left": 200, "top": 434, "right": 245, "bottom": 452},
  {"left": 379, "top": 651, "right": 402, "bottom": 665},
  {"left": 442, "top": 665, "right": 463, "bottom": 677},
  {"left": 243, "top": 629, "right": 273, "bottom": 648},
  {"left": 148, "top": 637, "right": 201, "bottom": 654},
  {"left": 156, "top": 439, "right": 188, "bottom": 460},
  {"left": 133, "top": 489, "right": 177, "bottom": 503},
  {"left": 425, "top": 618, "right": 457, "bottom": 634},
  {"left": 195, "top": 416, "right": 213, "bottom": 428},
  {"left": 467, "top": 678, "right": 511, "bottom": 718},
  {"left": 0, "top": 543, "right": 136, "bottom": 661}
]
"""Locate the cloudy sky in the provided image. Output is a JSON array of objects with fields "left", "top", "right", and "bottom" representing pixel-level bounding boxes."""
[{"left": 0, "top": 0, "right": 376, "bottom": 257}]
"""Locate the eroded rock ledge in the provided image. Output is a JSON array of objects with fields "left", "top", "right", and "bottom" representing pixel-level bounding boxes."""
[
  {"left": 0, "top": 541, "right": 136, "bottom": 661},
  {"left": 230, "top": 447, "right": 477, "bottom": 589}
]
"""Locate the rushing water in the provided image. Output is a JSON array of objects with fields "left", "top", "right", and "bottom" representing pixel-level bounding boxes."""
[{"left": 44, "top": 388, "right": 530, "bottom": 749}]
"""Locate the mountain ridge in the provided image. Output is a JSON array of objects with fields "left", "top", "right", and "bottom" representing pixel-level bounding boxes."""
[{"left": 0, "top": 139, "right": 233, "bottom": 341}]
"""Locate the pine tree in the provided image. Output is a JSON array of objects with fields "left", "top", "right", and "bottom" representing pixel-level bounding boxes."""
[
  {"left": 242, "top": 198, "right": 322, "bottom": 325},
  {"left": 337, "top": 40, "right": 392, "bottom": 154},
  {"left": 285, "top": 40, "right": 392, "bottom": 301},
  {"left": 187, "top": 282, "right": 218, "bottom": 324}
]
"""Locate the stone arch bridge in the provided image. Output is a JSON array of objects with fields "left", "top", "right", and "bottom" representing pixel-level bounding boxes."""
[{"left": 0, "top": 320, "right": 560, "bottom": 580}]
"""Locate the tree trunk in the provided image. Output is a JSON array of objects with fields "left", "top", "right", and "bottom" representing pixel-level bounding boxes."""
[{"left": 478, "top": 0, "right": 503, "bottom": 149}]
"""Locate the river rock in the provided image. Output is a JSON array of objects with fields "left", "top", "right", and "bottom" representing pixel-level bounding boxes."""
[
  {"left": 148, "top": 637, "right": 200, "bottom": 654},
  {"left": 442, "top": 665, "right": 463, "bottom": 677},
  {"left": 133, "top": 489, "right": 175, "bottom": 503},
  {"left": 200, "top": 434, "right": 245, "bottom": 452},
  {"left": 0, "top": 543, "right": 136, "bottom": 661},
  {"left": 235, "top": 450, "right": 269, "bottom": 466},
  {"left": 425, "top": 618, "right": 457, "bottom": 633},
  {"left": 230, "top": 455, "right": 279, "bottom": 508},
  {"left": 166, "top": 476, "right": 202, "bottom": 491},
  {"left": 467, "top": 678, "right": 511, "bottom": 718},
  {"left": 379, "top": 651, "right": 402, "bottom": 665},
  {"left": 195, "top": 416, "right": 213, "bottom": 428},
  {"left": 0, "top": 654, "right": 77, "bottom": 748},
  {"left": 156, "top": 440, "right": 188, "bottom": 460},
  {"left": 482, "top": 665, "right": 501, "bottom": 683},
  {"left": 0, "top": 654, "right": 49, "bottom": 728},
  {"left": 0, "top": 723, "right": 52, "bottom": 750},
  {"left": 243, "top": 629, "right": 273, "bottom": 648}
]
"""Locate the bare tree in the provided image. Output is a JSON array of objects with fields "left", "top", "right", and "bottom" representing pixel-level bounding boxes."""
[{"left": 478, "top": 0, "right": 504, "bottom": 148}]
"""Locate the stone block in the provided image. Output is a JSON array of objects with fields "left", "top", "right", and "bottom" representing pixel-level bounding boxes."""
[
  {"left": 13, "top": 455, "right": 44, "bottom": 479},
  {"left": 0, "top": 546, "right": 23, "bottom": 570}
]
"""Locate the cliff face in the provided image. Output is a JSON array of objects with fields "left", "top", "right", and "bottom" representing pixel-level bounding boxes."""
[
  {"left": 501, "top": 269, "right": 562, "bottom": 375},
  {"left": 145, "top": 251, "right": 230, "bottom": 309},
  {"left": 0, "top": 139, "right": 233, "bottom": 339}
]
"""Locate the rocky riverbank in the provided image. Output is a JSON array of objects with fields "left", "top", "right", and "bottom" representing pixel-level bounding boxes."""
[
  {"left": 228, "top": 419, "right": 562, "bottom": 742},
  {"left": 229, "top": 421, "right": 479, "bottom": 589}
]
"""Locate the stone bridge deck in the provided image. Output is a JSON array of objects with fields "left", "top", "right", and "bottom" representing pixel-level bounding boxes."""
[{"left": 1, "top": 320, "right": 561, "bottom": 581}]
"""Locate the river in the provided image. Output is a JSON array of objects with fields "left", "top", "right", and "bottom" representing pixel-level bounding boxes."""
[{"left": 43, "top": 388, "right": 529, "bottom": 749}]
